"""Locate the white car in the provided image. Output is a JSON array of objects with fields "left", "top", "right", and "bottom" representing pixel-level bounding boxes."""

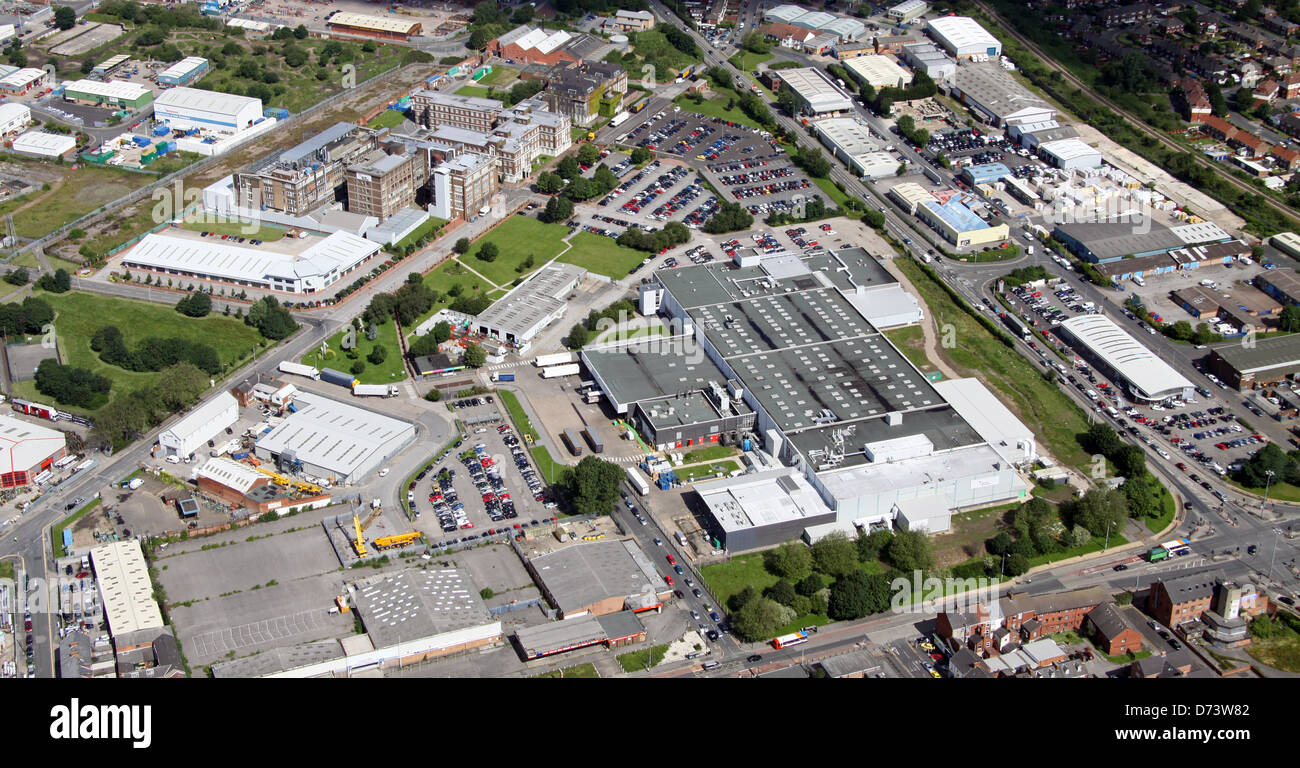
[
  {"left": 165, "top": 455, "right": 181, "bottom": 464},
  {"left": 379, "top": 468, "right": 389, "bottom": 477}
]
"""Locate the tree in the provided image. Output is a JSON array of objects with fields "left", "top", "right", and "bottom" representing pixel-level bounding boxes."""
[
  {"left": 986, "top": 531, "right": 1013, "bottom": 557},
  {"left": 432, "top": 321, "right": 451, "bottom": 344},
  {"left": 630, "top": 146, "right": 651, "bottom": 165},
  {"left": 796, "top": 573, "right": 825, "bottom": 596},
  {"left": 563, "top": 456, "right": 624, "bottom": 516},
  {"left": 462, "top": 342, "right": 486, "bottom": 368},
  {"left": 36, "top": 269, "right": 71, "bottom": 293},
  {"left": 245, "top": 296, "right": 298, "bottom": 340},
  {"left": 728, "top": 584, "right": 758, "bottom": 613},
  {"left": 1005, "top": 553, "right": 1030, "bottom": 577},
  {"left": 293, "top": 23, "right": 309, "bottom": 39},
  {"left": 476, "top": 242, "right": 499, "bottom": 262},
  {"left": 593, "top": 165, "right": 618, "bottom": 194},
  {"left": 1113, "top": 444, "right": 1146, "bottom": 478},
  {"left": 424, "top": 389, "right": 442, "bottom": 402},
  {"left": 1206, "top": 79, "right": 1228, "bottom": 117},
  {"left": 765, "top": 578, "right": 798, "bottom": 607},
  {"left": 536, "top": 171, "right": 565, "bottom": 195},
  {"left": 1280, "top": 304, "right": 1300, "bottom": 333},
  {"left": 1238, "top": 441, "right": 1290, "bottom": 487},
  {"left": 885, "top": 529, "right": 935, "bottom": 572},
  {"left": 1069, "top": 487, "right": 1128, "bottom": 541},
  {"left": 811, "top": 532, "right": 859, "bottom": 578},
  {"left": 702, "top": 202, "right": 754, "bottom": 234},
  {"left": 1083, "top": 422, "right": 1122, "bottom": 457},
  {"left": 540, "top": 195, "right": 573, "bottom": 223},
  {"left": 367, "top": 345, "right": 387, "bottom": 365},
  {"left": 565, "top": 323, "right": 589, "bottom": 349},
  {"left": 4, "top": 267, "right": 28, "bottom": 286},
  {"left": 827, "top": 571, "right": 891, "bottom": 620},
  {"left": 764, "top": 541, "right": 812, "bottom": 581},
  {"left": 350, "top": 359, "right": 366, "bottom": 375},
  {"left": 792, "top": 145, "right": 831, "bottom": 178},
  {"left": 35, "top": 358, "right": 111, "bottom": 407},
  {"left": 564, "top": 176, "right": 598, "bottom": 202},
  {"left": 862, "top": 208, "right": 885, "bottom": 229},
  {"left": 731, "top": 597, "right": 790, "bottom": 641},
  {"left": 557, "top": 155, "right": 580, "bottom": 180},
  {"left": 174, "top": 290, "right": 212, "bottom": 317},
  {"left": 577, "top": 143, "right": 601, "bottom": 166},
  {"left": 453, "top": 237, "right": 471, "bottom": 254},
  {"left": 54, "top": 5, "right": 76, "bottom": 30},
  {"left": 857, "top": 528, "right": 892, "bottom": 561}
]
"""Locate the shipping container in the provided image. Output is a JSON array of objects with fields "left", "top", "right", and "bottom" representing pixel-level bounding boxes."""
[
  {"left": 626, "top": 466, "right": 650, "bottom": 495},
  {"left": 278, "top": 361, "right": 320, "bottom": 380},
  {"left": 534, "top": 352, "right": 574, "bottom": 368},
  {"left": 319, "top": 368, "right": 357, "bottom": 388},
  {"left": 541, "top": 363, "right": 581, "bottom": 379},
  {"left": 583, "top": 428, "right": 604, "bottom": 453},
  {"left": 561, "top": 428, "right": 583, "bottom": 456}
]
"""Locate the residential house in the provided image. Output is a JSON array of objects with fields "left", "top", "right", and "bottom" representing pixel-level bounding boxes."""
[
  {"left": 1285, "top": 72, "right": 1300, "bottom": 98},
  {"left": 1265, "top": 16, "right": 1300, "bottom": 37},
  {"left": 1271, "top": 145, "right": 1300, "bottom": 170},
  {"left": 1099, "top": 3, "right": 1154, "bottom": 25},
  {"left": 1129, "top": 649, "right": 1196, "bottom": 678},
  {"left": 1086, "top": 602, "right": 1145, "bottom": 656},
  {"left": 1254, "top": 77, "right": 1280, "bottom": 102},
  {"left": 1177, "top": 76, "right": 1212, "bottom": 121},
  {"left": 1278, "top": 112, "right": 1300, "bottom": 137},
  {"left": 761, "top": 22, "right": 815, "bottom": 49}
]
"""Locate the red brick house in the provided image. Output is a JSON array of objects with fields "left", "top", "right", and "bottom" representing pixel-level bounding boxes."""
[
  {"left": 1086, "top": 602, "right": 1144, "bottom": 656},
  {"left": 1285, "top": 72, "right": 1300, "bottom": 99},
  {"left": 1254, "top": 78, "right": 1280, "bottom": 102}
]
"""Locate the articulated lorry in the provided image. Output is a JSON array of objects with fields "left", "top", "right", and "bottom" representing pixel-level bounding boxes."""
[
  {"left": 490, "top": 373, "right": 515, "bottom": 382},
  {"left": 278, "top": 361, "right": 320, "bottom": 380},
  {"left": 542, "top": 363, "right": 581, "bottom": 379},
  {"left": 353, "top": 383, "right": 400, "bottom": 397}
]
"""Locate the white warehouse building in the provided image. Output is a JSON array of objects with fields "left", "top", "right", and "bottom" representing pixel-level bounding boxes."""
[
  {"left": 158, "top": 392, "right": 239, "bottom": 460},
  {"left": 153, "top": 87, "right": 263, "bottom": 136},
  {"left": 1057, "top": 315, "right": 1195, "bottom": 402},
  {"left": 1039, "top": 138, "right": 1103, "bottom": 171},
  {"left": 253, "top": 391, "right": 416, "bottom": 484},
  {"left": 925, "top": 16, "right": 1002, "bottom": 59},
  {"left": 122, "top": 230, "right": 383, "bottom": 295},
  {"left": 0, "top": 102, "right": 31, "bottom": 135},
  {"left": 775, "top": 68, "right": 854, "bottom": 116}
]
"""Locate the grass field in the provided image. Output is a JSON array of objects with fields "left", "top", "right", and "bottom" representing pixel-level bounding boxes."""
[
  {"left": 812, "top": 175, "right": 854, "bottom": 210},
  {"left": 0, "top": 163, "right": 158, "bottom": 240},
  {"left": 701, "top": 552, "right": 780, "bottom": 608},
  {"left": 617, "top": 644, "right": 670, "bottom": 673},
  {"left": 18, "top": 290, "right": 266, "bottom": 411},
  {"left": 558, "top": 232, "right": 646, "bottom": 280},
  {"left": 477, "top": 66, "right": 520, "bottom": 86},
  {"left": 728, "top": 50, "right": 774, "bottom": 71},
  {"left": 682, "top": 445, "right": 737, "bottom": 464},
  {"left": 455, "top": 85, "right": 493, "bottom": 99},
  {"left": 897, "top": 258, "right": 1092, "bottom": 470},
  {"left": 181, "top": 218, "right": 286, "bottom": 241},
  {"left": 679, "top": 459, "right": 741, "bottom": 482},
  {"left": 367, "top": 109, "right": 409, "bottom": 129},
  {"left": 674, "top": 93, "right": 763, "bottom": 130},
  {"left": 1145, "top": 487, "right": 1176, "bottom": 534},
  {"left": 469, "top": 216, "right": 571, "bottom": 285},
  {"left": 1225, "top": 475, "right": 1300, "bottom": 502},
  {"left": 300, "top": 320, "right": 406, "bottom": 385},
  {"left": 1247, "top": 616, "right": 1300, "bottom": 673},
  {"left": 883, "top": 325, "right": 937, "bottom": 375},
  {"left": 53, "top": 498, "right": 101, "bottom": 558},
  {"left": 533, "top": 662, "right": 599, "bottom": 678}
]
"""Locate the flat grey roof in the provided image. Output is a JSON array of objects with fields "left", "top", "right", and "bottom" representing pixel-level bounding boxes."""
[
  {"left": 691, "top": 288, "right": 876, "bottom": 358},
  {"left": 1257, "top": 268, "right": 1300, "bottom": 300},
  {"left": 637, "top": 389, "right": 753, "bottom": 431},
  {"left": 353, "top": 568, "right": 492, "bottom": 650},
  {"left": 582, "top": 337, "right": 733, "bottom": 408},
  {"left": 476, "top": 261, "right": 586, "bottom": 336},
  {"left": 529, "top": 539, "right": 660, "bottom": 616},
  {"left": 1054, "top": 218, "right": 1185, "bottom": 261},
  {"left": 818, "top": 649, "right": 880, "bottom": 677},
  {"left": 787, "top": 405, "right": 983, "bottom": 469},
  {"left": 254, "top": 391, "right": 414, "bottom": 479},
  {"left": 514, "top": 614, "right": 607, "bottom": 655},
  {"left": 1210, "top": 333, "right": 1300, "bottom": 374},
  {"left": 210, "top": 639, "right": 346, "bottom": 678}
]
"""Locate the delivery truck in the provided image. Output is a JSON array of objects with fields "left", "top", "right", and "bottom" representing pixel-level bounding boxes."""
[
  {"left": 353, "top": 383, "right": 399, "bottom": 397},
  {"left": 535, "top": 352, "right": 574, "bottom": 368},
  {"left": 278, "top": 361, "right": 320, "bottom": 380},
  {"left": 320, "top": 368, "right": 357, "bottom": 388},
  {"left": 626, "top": 466, "right": 650, "bottom": 496},
  {"left": 490, "top": 373, "right": 515, "bottom": 382},
  {"left": 541, "top": 363, "right": 581, "bottom": 379}
]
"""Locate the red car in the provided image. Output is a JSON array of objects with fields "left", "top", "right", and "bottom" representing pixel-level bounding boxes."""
[
  {"left": 1176, "top": 462, "right": 1187, "bottom": 471},
  {"left": 664, "top": 575, "right": 674, "bottom": 586},
  {"left": 666, "top": 554, "right": 676, "bottom": 565},
  {"left": 930, "top": 652, "right": 944, "bottom": 662}
]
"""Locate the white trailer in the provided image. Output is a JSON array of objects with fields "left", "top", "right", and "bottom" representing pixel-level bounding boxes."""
[
  {"left": 541, "top": 363, "right": 581, "bottom": 379},
  {"left": 353, "top": 383, "right": 399, "bottom": 397},
  {"left": 626, "top": 466, "right": 650, "bottom": 496},
  {"left": 278, "top": 361, "right": 321, "bottom": 380},
  {"left": 534, "top": 352, "right": 574, "bottom": 368}
]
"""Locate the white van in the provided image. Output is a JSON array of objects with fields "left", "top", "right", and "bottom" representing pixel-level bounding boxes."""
[{"left": 165, "top": 455, "right": 181, "bottom": 464}]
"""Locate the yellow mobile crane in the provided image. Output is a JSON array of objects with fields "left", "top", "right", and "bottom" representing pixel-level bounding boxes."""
[
  {"left": 252, "top": 466, "right": 323, "bottom": 495},
  {"left": 351, "top": 503, "right": 386, "bottom": 557}
]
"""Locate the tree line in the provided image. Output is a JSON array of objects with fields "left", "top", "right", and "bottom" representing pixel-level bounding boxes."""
[{"left": 91, "top": 325, "right": 222, "bottom": 376}]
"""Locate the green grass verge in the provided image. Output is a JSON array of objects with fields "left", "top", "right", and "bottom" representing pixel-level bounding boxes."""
[
  {"left": 728, "top": 50, "right": 773, "bottom": 70},
  {"left": 533, "top": 662, "right": 599, "bottom": 678},
  {"left": 530, "top": 445, "right": 571, "bottom": 487},
  {"left": 497, "top": 389, "right": 538, "bottom": 441},
  {"left": 467, "top": 216, "right": 570, "bottom": 286},
  {"left": 392, "top": 217, "right": 448, "bottom": 252},
  {"left": 367, "top": 109, "right": 409, "bottom": 129},
  {"left": 617, "top": 644, "right": 670, "bottom": 673},
  {"left": 1025, "top": 534, "right": 1130, "bottom": 569},
  {"left": 883, "top": 324, "right": 937, "bottom": 374},
  {"left": 558, "top": 231, "right": 647, "bottom": 280},
  {"left": 1145, "top": 486, "right": 1176, "bottom": 533},
  {"left": 896, "top": 257, "right": 1092, "bottom": 470},
  {"left": 53, "top": 498, "right": 102, "bottom": 558},
  {"left": 477, "top": 65, "right": 519, "bottom": 86},
  {"left": 811, "top": 175, "right": 854, "bottom": 210},
  {"left": 300, "top": 320, "right": 406, "bottom": 384},
  {"left": 1224, "top": 474, "right": 1300, "bottom": 503},
  {"left": 673, "top": 94, "right": 763, "bottom": 130},
  {"left": 20, "top": 290, "right": 265, "bottom": 412}
]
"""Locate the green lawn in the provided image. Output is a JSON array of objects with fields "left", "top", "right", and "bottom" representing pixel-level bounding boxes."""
[
  {"left": 682, "top": 445, "right": 737, "bottom": 464},
  {"left": 701, "top": 552, "right": 780, "bottom": 609},
  {"left": 679, "top": 459, "right": 741, "bottom": 482},
  {"left": 728, "top": 50, "right": 774, "bottom": 71},
  {"left": 392, "top": 217, "right": 448, "bottom": 252},
  {"left": 53, "top": 498, "right": 101, "bottom": 558},
  {"left": 897, "top": 258, "right": 1093, "bottom": 471},
  {"left": 181, "top": 218, "right": 286, "bottom": 241},
  {"left": 883, "top": 325, "right": 936, "bottom": 374},
  {"left": 1247, "top": 615, "right": 1300, "bottom": 673},
  {"left": 300, "top": 320, "right": 406, "bottom": 384},
  {"left": 558, "top": 231, "right": 646, "bottom": 280},
  {"left": 455, "top": 84, "right": 493, "bottom": 99},
  {"left": 589, "top": 318, "right": 668, "bottom": 346},
  {"left": 477, "top": 65, "right": 519, "bottom": 86},
  {"left": 1225, "top": 475, "right": 1300, "bottom": 503},
  {"left": 20, "top": 290, "right": 266, "bottom": 412},
  {"left": 0, "top": 162, "right": 160, "bottom": 240},
  {"left": 367, "top": 109, "right": 409, "bottom": 129},
  {"left": 468, "top": 216, "right": 571, "bottom": 285},
  {"left": 0, "top": 560, "right": 12, "bottom": 580},
  {"left": 1145, "top": 486, "right": 1176, "bottom": 534},
  {"left": 617, "top": 644, "right": 670, "bottom": 673},
  {"left": 811, "top": 175, "right": 855, "bottom": 210},
  {"left": 533, "top": 662, "right": 599, "bottom": 678},
  {"left": 673, "top": 94, "right": 764, "bottom": 130}
]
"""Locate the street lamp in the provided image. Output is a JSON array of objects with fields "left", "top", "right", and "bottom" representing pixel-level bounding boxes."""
[
  {"left": 1103, "top": 519, "right": 1114, "bottom": 552},
  {"left": 1262, "top": 470, "right": 1276, "bottom": 514},
  {"left": 1269, "top": 527, "right": 1282, "bottom": 583}
]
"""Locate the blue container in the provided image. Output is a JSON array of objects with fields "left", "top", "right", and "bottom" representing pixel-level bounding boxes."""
[
  {"left": 742, "top": 438, "right": 751, "bottom": 451},
  {"left": 152, "top": 125, "right": 169, "bottom": 137},
  {"left": 131, "top": 135, "right": 150, "bottom": 147},
  {"left": 231, "top": 451, "right": 249, "bottom": 460}
]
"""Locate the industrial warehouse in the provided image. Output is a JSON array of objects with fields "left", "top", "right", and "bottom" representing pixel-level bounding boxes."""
[
  {"left": 467, "top": 262, "right": 588, "bottom": 350},
  {"left": 157, "top": 392, "right": 239, "bottom": 460},
  {"left": 253, "top": 391, "right": 416, "bottom": 485},
  {"left": 524, "top": 539, "right": 669, "bottom": 618},
  {"left": 770, "top": 67, "right": 855, "bottom": 117},
  {"left": 813, "top": 118, "right": 903, "bottom": 179},
  {"left": 153, "top": 87, "right": 264, "bottom": 136},
  {"left": 1206, "top": 333, "right": 1300, "bottom": 390},
  {"left": 325, "top": 12, "right": 422, "bottom": 41},
  {"left": 0, "top": 413, "right": 67, "bottom": 488},
  {"left": 1057, "top": 315, "right": 1195, "bottom": 402},
  {"left": 120, "top": 228, "right": 383, "bottom": 296},
  {"left": 585, "top": 249, "right": 1028, "bottom": 552}
]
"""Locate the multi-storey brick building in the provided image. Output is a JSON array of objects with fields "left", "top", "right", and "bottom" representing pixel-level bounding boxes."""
[
  {"left": 345, "top": 144, "right": 428, "bottom": 221},
  {"left": 234, "top": 122, "right": 380, "bottom": 216}
]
